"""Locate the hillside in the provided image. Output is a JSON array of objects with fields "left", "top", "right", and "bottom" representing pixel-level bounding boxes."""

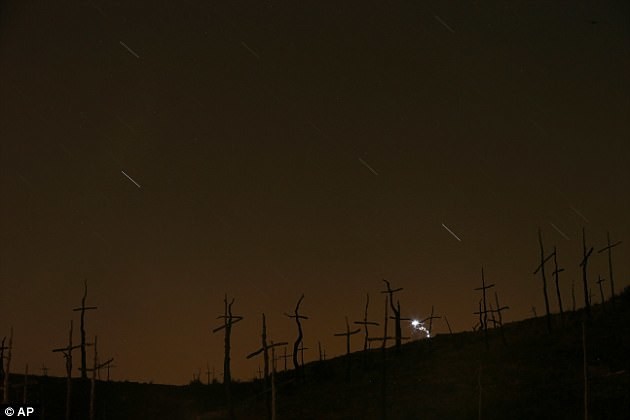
[{"left": 9, "top": 289, "right": 630, "bottom": 419}]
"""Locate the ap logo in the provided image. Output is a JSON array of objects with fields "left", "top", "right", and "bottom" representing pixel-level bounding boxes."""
[{"left": 3, "top": 406, "right": 35, "bottom": 417}]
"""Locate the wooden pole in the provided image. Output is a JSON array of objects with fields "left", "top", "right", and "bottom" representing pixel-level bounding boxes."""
[
  {"left": 533, "top": 231, "right": 553, "bottom": 332},
  {"left": 22, "top": 364, "right": 28, "bottom": 405},
  {"left": 421, "top": 306, "right": 441, "bottom": 337},
  {"left": 579, "top": 228, "right": 594, "bottom": 318},
  {"left": 354, "top": 293, "right": 379, "bottom": 352},
  {"left": 598, "top": 232, "right": 622, "bottom": 302},
  {"left": 246, "top": 316, "right": 287, "bottom": 420},
  {"left": 582, "top": 322, "right": 588, "bottom": 420},
  {"left": 478, "top": 364, "right": 483, "bottom": 420},
  {"left": 271, "top": 346, "right": 277, "bottom": 420},
  {"left": 552, "top": 246, "right": 565, "bottom": 320},
  {"left": 381, "top": 280, "right": 403, "bottom": 351},
  {"left": 334, "top": 316, "right": 361, "bottom": 356},
  {"left": 572, "top": 280, "right": 577, "bottom": 312},
  {"left": 52, "top": 321, "right": 81, "bottom": 420},
  {"left": 212, "top": 295, "right": 243, "bottom": 420},
  {"left": 596, "top": 276, "right": 606, "bottom": 306},
  {"left": 0, "top": 336, "right": 6, "bottom": 397},
  {"left": 72, "top": 280, "right": 98, "bottom": 380},
  {"left": 474, "top": 268, "right": 495, "bottom": 347},
  {"left": 90, "top": 336, "right": 97, "bottom": 420},
  {"left": 2, "top": 327, "right": 12, "bottom": 404},
  {"left": 443, "top": 316, "right": 453, "bottom": 335}
]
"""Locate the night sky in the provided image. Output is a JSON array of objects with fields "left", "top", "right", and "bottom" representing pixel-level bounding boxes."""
[{"left": 1, "top": 1, "right": 629, "bottom": 385}]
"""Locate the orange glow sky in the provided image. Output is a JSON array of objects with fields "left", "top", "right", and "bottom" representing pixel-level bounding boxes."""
[{"left": 1, "top": 0, "right": 629, "bottom": 384}]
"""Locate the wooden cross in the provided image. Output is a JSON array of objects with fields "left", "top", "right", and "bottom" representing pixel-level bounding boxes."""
[
  {"left": 381, "top": 280, "right": 405, "bottom": 350},
  {"left": 421, "top": 306, "right": 441, "bottom": 337},
  {"left": 473, "top": 299, "right": 484, "bottom": 329},
  {"left": 211, "top": 295, "right": 242, "bottom": 420},
  {"left": 106, "top": 363, "right": 117, "bottom": 382},
  {"left": 52, "top": 323, "right": 85, "bottom": 372},
  {"left": 211, "top": 295, "right": 243, "bottom": 387},
  {"left": 0, "top": 336, "right": 8, "bottom": 385},
  {"left": 598, "top": 232, "right": 622, "bottom": 301},
  {"left": 491, "top": 292, "right": 509, "bottom": 326},
  {"left": 370, "top": 296, "right": 410, "bottom": 346},
  {"left": 206, "top": 363, "right": 214, "bottom": 385},
  {"left": 354, "top": 293, "right": 379, "bottom": 351},
  {"left": 533, "top": 229, "right": 553, "bottom": 331},
  {"left": 52, "top": 321, "right": 89, "bottom": 420},
  {"left": 552, "top": 246, "right": 565, "bottom": 317},
  {"left": 298, "top": 344, "right": 309, "bottom": 366},
  {"left": 246, "top": 314, "right": 287, "bottom": 382},
  {"left": 285, "top": 294, "right": 308, "bottom": 371},
  {"left": 247, "top": 315, "right": 288, "bottom": 420},
  {"left": 334, "top": 316, "right": 361, "bottom": 356},
  {"left": 40, "top": 364, "right": 49, "bottom": 377},
  {"left": 474, "top": 267, "right": 494, "bottom": 333},
  {"left": 279, "top": 346, "right": 291, "bottom": 371},
  {"left": 72, "top": 279, "right": 98, "bottom": 380},
  {"left": 579, "top": 228, "right": 594, "bottom": 317}
]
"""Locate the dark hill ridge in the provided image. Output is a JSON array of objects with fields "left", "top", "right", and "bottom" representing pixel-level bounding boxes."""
[{"left": 9, "top": 289, "right": 630, "bottom": 419}]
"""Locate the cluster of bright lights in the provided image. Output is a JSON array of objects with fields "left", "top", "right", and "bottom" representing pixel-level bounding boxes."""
[{"left": 410, "top": 319, "right": 431, "bottom": 339}]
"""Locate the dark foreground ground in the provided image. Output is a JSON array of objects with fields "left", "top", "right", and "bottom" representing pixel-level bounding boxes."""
[{"left": 8, "top": 289, "right": 630, "bottom": 419}]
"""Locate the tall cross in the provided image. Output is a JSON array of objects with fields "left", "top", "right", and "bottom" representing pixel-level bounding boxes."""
[
  {"left": 421, "top": 306, "right": 441, "bottom": 337},
  {"left": 284, "top": 294, "right": 308, "bottom": 372},
  {"left": 246, "top": 314, "right": 287, "bottom": 391},
  {"left": 381, "top": 279, "right": 404, "bottom": 350},
  {"left": 492, "top": 292, "right": 509, "bottom": 326},
  {"left": 474, "top": 267, "right": 494, "bottom": 333},
  {"left": 533, "top": 230, "right": 554, "bottom": 332},
  {"left": 579, "top": 228, "right": 594, "bottom": 317},
  {"left": 212, "top": 295, "right": 244, "bottom": 386},
  {"left": 552, "top": 246, "right": 565, "bottom": 318},
  {"left": 334, "top": 316, "right": 361, "bottom": 356},
  {"left": 72, "top": 280, "right": 98, "bottom": 380},
  {"left": 354, "top": 293, "right": 379, "bottom": 351},
  {"left": 279, "top": 347, "right": 291, "bottom": 371},
  {"left": 298, "top": 344, "right": 309, "bottom": 366},
  {"left": 598, "top": 232, "right": 622, "bottom": 301}
]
